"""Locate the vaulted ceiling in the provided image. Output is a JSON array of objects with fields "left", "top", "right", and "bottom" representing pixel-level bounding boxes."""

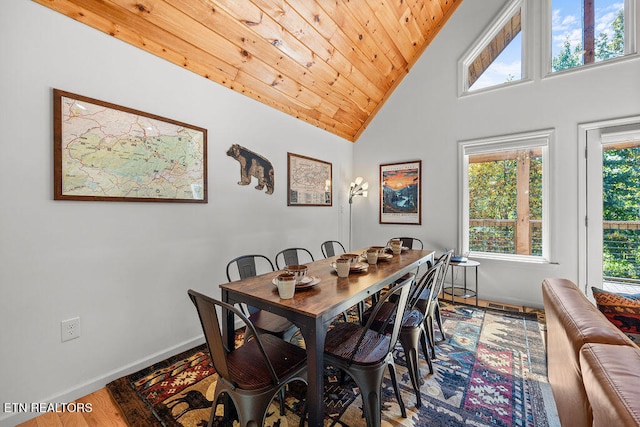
[{"left": 34, "top": 0, "right": 461, "bottom": 141}]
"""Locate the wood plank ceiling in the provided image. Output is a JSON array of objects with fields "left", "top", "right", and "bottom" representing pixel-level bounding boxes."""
[{"left": 33, "top": 0, "right": 462, "bottom": 142}]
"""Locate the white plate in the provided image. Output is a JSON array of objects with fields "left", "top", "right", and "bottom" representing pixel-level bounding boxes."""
[
  {"left": 331, "top": 261, "right": 369, "bottom": 272},
  {"left": 272, "top": 276, "right": 321, "bottom": 289}
]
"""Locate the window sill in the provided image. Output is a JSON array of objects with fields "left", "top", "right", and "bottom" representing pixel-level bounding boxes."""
[
  {"left": 468, "top": 251, "right": 556, "bottom": 265},
  {"left": 543, "top": 52, "right": 639, "bottom": 80}
]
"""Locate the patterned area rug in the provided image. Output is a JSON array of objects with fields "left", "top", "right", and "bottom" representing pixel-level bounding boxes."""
[{"left": 106, "top": 303, "right": 559, "bottom": 427}]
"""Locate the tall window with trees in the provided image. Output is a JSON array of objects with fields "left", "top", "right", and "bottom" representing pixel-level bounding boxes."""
[
  {"left": 459, "top": 130, "right": 552, "bottom": 261},
  {"left": 602, "top": 140, "right": 640, "bottom": 281},
  {"left": 550, "top": 0, "right": 635, "bottom": 72}
]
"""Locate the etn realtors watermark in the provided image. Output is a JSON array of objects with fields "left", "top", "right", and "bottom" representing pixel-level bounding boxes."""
[{"left": 3, "top": 402, "right": 92, "bottom": 413}]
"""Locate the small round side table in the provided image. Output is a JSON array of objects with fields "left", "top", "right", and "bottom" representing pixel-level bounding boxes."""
[{"left": 442, "top": 259, "right": 480, "bottom": 306}]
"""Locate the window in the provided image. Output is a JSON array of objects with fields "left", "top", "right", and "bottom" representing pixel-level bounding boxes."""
[
  {"left": 459, "top": 130, "right": 553, "bottom": 262},
  {"left": 549, "top": 0, "right": 636, "bottom": 73},
  {"left": 459, "top": 0, "right": 527, "bottom": 94}
]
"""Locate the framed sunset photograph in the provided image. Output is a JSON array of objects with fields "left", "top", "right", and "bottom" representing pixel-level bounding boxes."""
[{"left": 380, "top": 160, "right": 421, "bottom": 225}]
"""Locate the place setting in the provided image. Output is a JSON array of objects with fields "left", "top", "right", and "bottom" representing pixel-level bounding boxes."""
[
  {"left": 272, "top": 264, "right": 321, "bottom": 298},
  {"left": 385, "top": 238, "right": 409, "bottom": 255},
  {"left": 330, "top": 253, "right": 369, "bottom": 277}
]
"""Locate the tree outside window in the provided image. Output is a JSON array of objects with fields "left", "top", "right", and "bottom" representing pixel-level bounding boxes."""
[
  {"left": 551, "top": 0, "right": 627, "bottom": 72},
  {"left": 460, "top": 130, "right": 552, "bottom": 262},
  {"left": 468, "top": 150, "right": 543, "bottom": 255}
]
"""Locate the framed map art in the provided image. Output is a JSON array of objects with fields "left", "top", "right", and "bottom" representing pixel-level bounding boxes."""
[
  {"left": 380, "top": 160, "right": 422, "bottom": 224},
  {"left": 287, "top": 153, "right": 332, "bottom": 206},
  {"left": 53, "top": 89, "right": 207, "bottom": 203}
]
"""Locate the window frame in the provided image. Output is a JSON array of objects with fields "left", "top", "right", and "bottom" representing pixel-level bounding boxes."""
[
  {"left": 458, "top": 129, "right": 555, "bottom": 263},
  {"left": 458, "top": 0, "right": 533, "bottom": 96},
  {"left": 542, "top": 0, "right": 638, "bottom": 77}
]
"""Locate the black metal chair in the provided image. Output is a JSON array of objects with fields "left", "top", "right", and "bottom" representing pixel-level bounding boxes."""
[
  {"left": 187, "top": 290, "right": 307, "bottom": 427},
  {"left": 361, "top": 262, "right": 443, "bottom": 407},
  {"left": 417, "top": 249, "right": 454, "bottom": 353},
  {"left": 388, "top": 237, "right": 424, "bottom": 250},
  {"left": 320, "top": 240, "right": 346, "bottom": 258},
  {"left": 226, "top": 255, "right": 298, "bottom": 342},
  {"left": 323, "top": 275, "right": 414, "bottom": 426},
  {"left": 274, "top": 247, "right": 314, "bottom": 269}
]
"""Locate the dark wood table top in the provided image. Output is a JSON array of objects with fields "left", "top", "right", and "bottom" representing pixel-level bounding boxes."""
[{"left": 220, "top": 249, "right": 435, "bottom": 321}]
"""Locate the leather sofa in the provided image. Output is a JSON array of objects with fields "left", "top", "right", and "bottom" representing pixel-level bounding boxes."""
[{"left": 542, "top": 278, "right": 640, "bottom": 427}]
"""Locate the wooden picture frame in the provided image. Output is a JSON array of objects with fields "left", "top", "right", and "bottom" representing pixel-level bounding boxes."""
[
  {"left": 380, "top": 160, "right": 422, "bottom": 224},
  {"left": 287, "top": 153, "right": 332, "bottom": 206},
  {"left": 53, "top": 89, "right": 207, "bottom": 203}
]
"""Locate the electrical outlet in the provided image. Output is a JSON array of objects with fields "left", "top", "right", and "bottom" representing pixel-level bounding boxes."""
[{"left": 61, "top": 317, "right": 81, "bottom": 342}]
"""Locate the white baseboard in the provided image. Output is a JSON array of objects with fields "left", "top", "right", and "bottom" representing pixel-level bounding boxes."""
[{"left": 0, "top": 335, "right": 205, "bottom": 427}]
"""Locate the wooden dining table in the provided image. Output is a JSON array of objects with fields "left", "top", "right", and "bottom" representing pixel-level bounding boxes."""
[{"left": 219, "top": 248, "right": 434, "bottom": 426}]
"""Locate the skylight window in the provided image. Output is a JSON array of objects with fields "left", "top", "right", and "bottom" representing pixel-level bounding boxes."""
[
  {"left": 459, "top": 0, "right": 527, "bottom": 94},
  {"left": 470, "top": 32, "right": 523, "bottom": 91}
]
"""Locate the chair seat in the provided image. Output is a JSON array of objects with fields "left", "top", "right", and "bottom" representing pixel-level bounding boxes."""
[
  {"left": 361, "top": 302, "right": 424, "bottom": 330},
  {"left": 325, "top": 322, "right": 391, "bottom": 365},
  {"left": 227, "top": 334, "right": 307, "bottom": 390},
  {"left": 249, "top": 310, "right": 296, "bottom": 335},
  {"left": 400, "top": 309, "right": 424, "bottom": 329}
]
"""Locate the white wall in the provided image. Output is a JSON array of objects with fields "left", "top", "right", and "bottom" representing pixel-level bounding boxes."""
[
  {"left": 352, "top": 0, "right": 640, "bottom": 308},
  {"left": 0, "top": 1, "right": 352, "bottom": 425}
]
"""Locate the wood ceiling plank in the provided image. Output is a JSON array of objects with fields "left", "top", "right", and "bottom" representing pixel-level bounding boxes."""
[
  {"left": 369, "top": 0, "right": 424, "bottom": 62},
  {"left": 406, "top": 0, "right": 434, "bottom": 38},
  {"left": 340, "top": 0, "right": 408, "bottom": 72},
  {"left": 212, "top": 0, "right": 370, "bottom": 121},
  {"left": 398, "top": 2, "right": 427, "bottom": 48},
  {"left": 237, "top": 69, "right": 358, "bottom": 138},
  {"left": 315, "top": 1, "right": 396, "bottom": 80},
  {"left": 290, "top": 1, "right": 391, "bottom": 95},
  {"left": 238, "top": 0, "right": 389, "bottom": 104},
  {"left": 250, "top": 0, "right": 380, "bottom": 113},
  {"left": 423, "top": 0, "right": 445, "bottom": 29},
  {"left": 107, "top": 0, "right": 344, "bottom": 119},
  {"left": 168, "top": 0, "right": 369, "bottom": 124}
]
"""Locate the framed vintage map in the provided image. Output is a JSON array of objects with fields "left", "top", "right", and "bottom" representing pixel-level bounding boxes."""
[
  {"left": 380, "top": 160, "right": 422, "bottom": 224},
  {"left": 53, "top": 89, "right": 207, "bottom": 202},
  {"left": 287, "top": 153, "right": 332, "bottom": 206}
]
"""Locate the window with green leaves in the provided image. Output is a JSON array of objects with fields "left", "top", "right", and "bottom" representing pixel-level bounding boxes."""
[
  {"left": 550, "top": 0, "right": 635, "bottom": 72},
  {"left": 459, "top": 130, "right": 553, "bottom": 261}
]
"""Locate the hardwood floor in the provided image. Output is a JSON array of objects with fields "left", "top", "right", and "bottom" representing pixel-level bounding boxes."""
[
  {"left": 16, "top": 389, "right": 127, "bottom": 427},
  {"left": 18, "top": 297, "right": 541, "bottom": 427}
]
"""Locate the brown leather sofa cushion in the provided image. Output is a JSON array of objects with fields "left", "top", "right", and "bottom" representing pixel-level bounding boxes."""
[
  {"left": 542, "top": 278, "right": 634, "bottom": 427},
  {"left": 580, "top": 343, "right": 640, "bottom": 427}
]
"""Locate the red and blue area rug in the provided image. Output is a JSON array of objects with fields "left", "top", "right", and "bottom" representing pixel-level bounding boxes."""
[{"left": 106, "top": 303, "right": 559, "bottom": 426}]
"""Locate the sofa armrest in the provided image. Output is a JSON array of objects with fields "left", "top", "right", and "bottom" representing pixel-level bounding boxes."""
[{"left": 580, "top": 343, "right": 640, "bottom": 427}]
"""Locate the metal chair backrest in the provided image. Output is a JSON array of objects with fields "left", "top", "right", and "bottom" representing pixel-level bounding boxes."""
[
  {"left": 187, "top": 290, "right": 279, "bottom": 387},
  {"left": 407, "top": 261, "right": 442, "bottom": 312},
  {"left": 350, "top": 275, "right": 413, "bottom": 364},
  {"left": 321, "top": 240, "right": 346, "bottom": 258},
  {"left": 432, "top": 250, "right": 454, "bottom": 300},
  {"left": 226, "top": 254, "right": 275, "bottom": 316},
  {"left": 275, "top": 247, "right": 314, "bottom": 269},
  {"left": 226, "top": 254, "right": 275, "bottom": 282}
]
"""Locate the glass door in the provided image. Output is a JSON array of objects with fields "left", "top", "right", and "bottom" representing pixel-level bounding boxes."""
[{"left": 586, "top": 126, "right": 640, "bottom": 290}]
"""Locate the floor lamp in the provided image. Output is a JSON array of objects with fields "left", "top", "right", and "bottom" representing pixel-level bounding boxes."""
[{"left": 348, "top": 177, "right": 369, "bottom": 250}]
